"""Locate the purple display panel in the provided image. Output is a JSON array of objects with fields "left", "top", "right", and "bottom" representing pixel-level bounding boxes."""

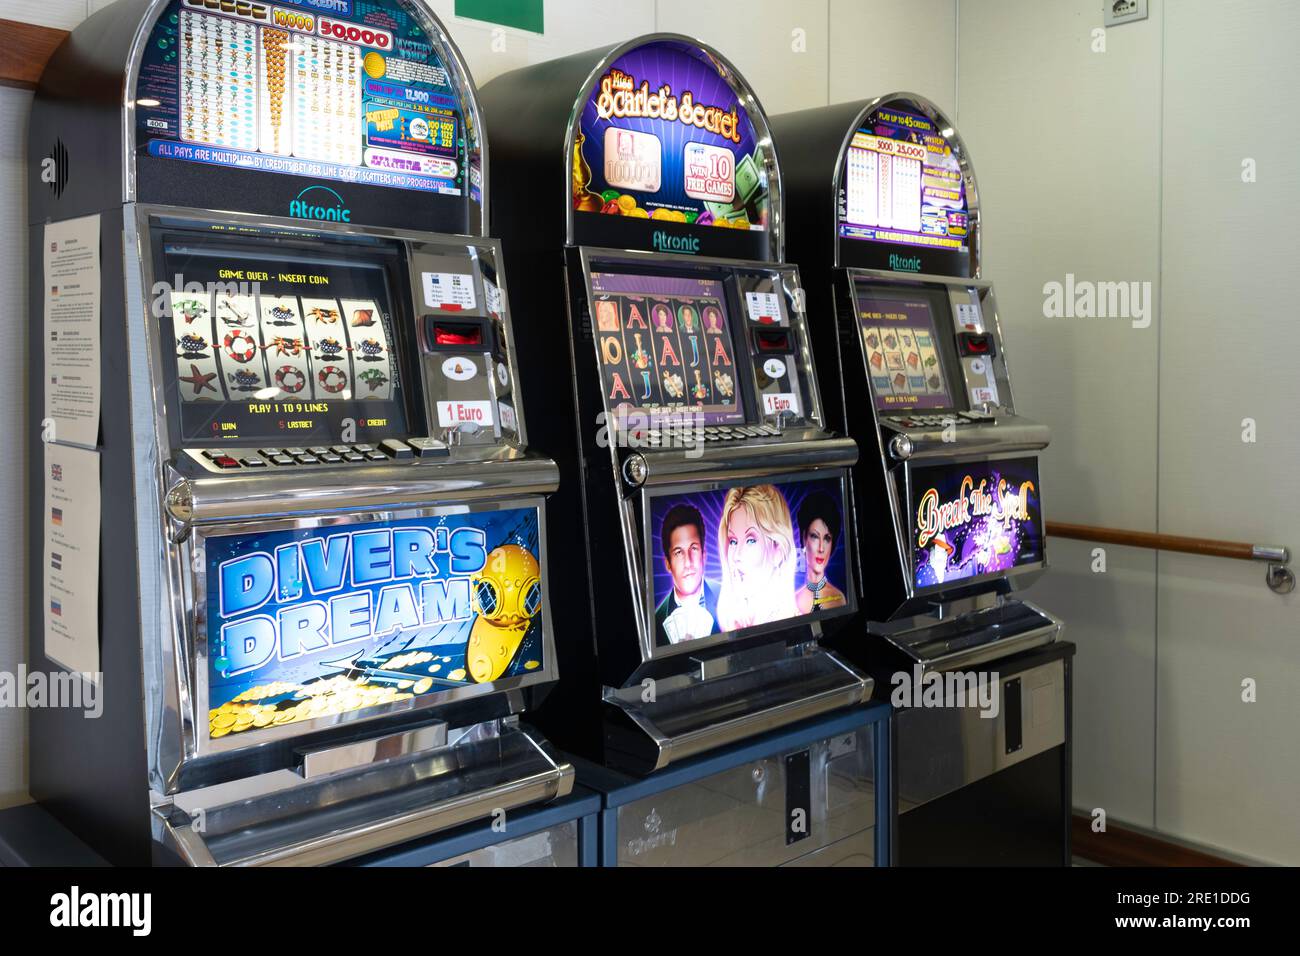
[
  {"left": 590, "top": 271, "right": 743, "bottom": 426},
  {"left": 854, "top": 285, "right": 953, "bottom": 411},
  {"left": 573, "top": 40, "right": 768, "bottom": 231},
  {"left": 909, "top": 457, "right": 1044, "bottom": 590},
  {"left": 648, "top": 476, "right": 851, "bottom": 647},
  {"left": 839, "top": 106, "right": 968, "bottom": 257}
]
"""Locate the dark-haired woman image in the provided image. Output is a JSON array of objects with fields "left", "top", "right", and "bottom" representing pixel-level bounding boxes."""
[{"left": 796, "top": 491, "right": 847, "bottom": 614}]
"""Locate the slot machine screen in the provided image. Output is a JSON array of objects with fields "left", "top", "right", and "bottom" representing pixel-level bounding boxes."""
[
  {"left": 908, "top": 456, "right": 1045, "bottom": 591},
  {"left": 159, "top": 233, "right": 416, "bottom": 446},
  {"left": 645, "top": 475, "right": 854, "bottom": 649},
  {"left": 838, "top": 107, "right": 969, "bottom": 257},
  {"left": 854, "top": 282, "right": 959, "bottom": 412},
  {"left": 589, "top": 271, "right": 744, "bottom": 426}
]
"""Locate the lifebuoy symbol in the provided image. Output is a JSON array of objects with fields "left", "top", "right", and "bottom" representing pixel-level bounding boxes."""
[
  {"left": 275, "top": 365, "right": 306, "bottom": 394},
  {"left": 224, "top": 330, "right": 258, "bottom": 363},
  {"left": 318, "top": 365, "right": 347, "bottom": 394}
]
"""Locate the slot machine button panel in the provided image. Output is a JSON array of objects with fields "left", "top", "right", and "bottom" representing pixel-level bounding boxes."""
[
  {"left": 407, "top": 437, "right": 450, "bottom": 458},
  {"left": 379, "top": 439, "right": 414, "bottom": 460}
]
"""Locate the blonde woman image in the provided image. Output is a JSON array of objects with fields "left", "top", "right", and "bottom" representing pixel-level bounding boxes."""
[{"left": 715, "top": 485, "right": 799, "bottom": 631}]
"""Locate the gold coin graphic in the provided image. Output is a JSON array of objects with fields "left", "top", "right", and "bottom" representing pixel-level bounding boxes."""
[{"left": 362, "top": 52, "right": 386, "bottom": 79}]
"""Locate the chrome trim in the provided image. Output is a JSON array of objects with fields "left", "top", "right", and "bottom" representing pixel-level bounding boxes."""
[
  {"left": 154, "top": 723, "right": 574, "bottom": 866},
  {"left": 1252, "top": 544, "right": 1290, "bottom": 563},
  {"left": 562, "top": 34, "right": 784, "bottom": 260},
  {"left": 124, "top": 207, "right": 182, "bottom": 795},
  {"left": 633, "top": 432, "right": 857, "bottom": 485},
  {"left": 296, "top": 723, "right": 449, "bottom": 778},
  {"left": 603, "top": 645, "right": 870, "bottom": 773},
  {"left": 883, "top": 419, "right": 1051, "bottom": 461},
  {"left": 868, "top": 598, "right": 1062, "bottom": 673},
  {"left": 168, "top": 456, "right": 560, "bottom": 526}
]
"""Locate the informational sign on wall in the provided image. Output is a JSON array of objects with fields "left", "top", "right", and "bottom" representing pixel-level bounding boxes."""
[
  {"left": 43, "top": 215, "right": 101, "bottom": 449},
  {"left": 43, "top": 443, "right": 101, "bottom": 676}
]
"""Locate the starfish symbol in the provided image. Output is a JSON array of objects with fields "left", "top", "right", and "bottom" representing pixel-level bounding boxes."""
[{"left": 179, "top": 363, "right": 217, "bottom": 395}]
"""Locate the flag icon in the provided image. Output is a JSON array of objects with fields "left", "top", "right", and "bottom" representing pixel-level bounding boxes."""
[
  {"left": 51, "top": 464, "right": 62, "bottom": 481},
  {"left": 51, "top": 507, "right": 63, "bottom": 526},
  {"left": 50, "top": 600, "right": 62, "bottom": 617},
  {"left": 51, "top": 552, "right": 62, "bottom": 570}
]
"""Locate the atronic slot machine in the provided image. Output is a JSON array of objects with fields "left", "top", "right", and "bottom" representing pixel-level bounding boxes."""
[
  {"left": 774, "top": 93, "right": 1076, "bottom": 864},
  {"left": 27, "top": 0, "right": 573, "bottom": 866},
  {"left": 480, "top": 35, "right": 878, "bottom": 838}
]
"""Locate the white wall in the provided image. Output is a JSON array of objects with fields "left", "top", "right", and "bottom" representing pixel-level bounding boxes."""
[
  {"left": 1154, "top": 0, "right": 1300, "bottom": 864},
  {"left": 955, "top": 0, "right": 1164, "bottom": 831},
  {"left": 957, "top": 0, "right": 1300, "bottom": 863}
]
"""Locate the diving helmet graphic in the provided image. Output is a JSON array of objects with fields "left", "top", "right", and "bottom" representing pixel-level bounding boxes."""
[{"left": 466, "top": 544, "right": 542, "bottom": 683}]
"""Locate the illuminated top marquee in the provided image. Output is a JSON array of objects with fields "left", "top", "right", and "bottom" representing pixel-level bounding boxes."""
[{"left": 572, "top": 40, "right": 770, "bottom": 232}]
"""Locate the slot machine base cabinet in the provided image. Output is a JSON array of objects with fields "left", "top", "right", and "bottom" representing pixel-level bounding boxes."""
[
  {"left": 152, "top": 718, "right": 574, "bottom": 867},
  {"left": 579, "top": 705, "right": 890, "bottom": 867},
  {"left": 885, "top": 641, "right": 1075, "bottom": 866}
]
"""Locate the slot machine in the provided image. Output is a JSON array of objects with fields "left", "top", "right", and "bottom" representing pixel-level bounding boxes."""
[
  {"left": 26, "top": 0, "right": 573, "bottom": 866},
  {"left": 774, "top": 94, "right": 1075, "bottom": 864},
  {"left": 481, "top": 36, "right": 885, "bottom": 865}
]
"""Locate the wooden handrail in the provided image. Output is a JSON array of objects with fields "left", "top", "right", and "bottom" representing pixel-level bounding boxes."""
[
  {"left": 1047, "top": 523, "right": 1293, "bottom": 595},
  {"left": 0, "top": 19, "right": 69, "bottom": 91},
  {"left": 1045, "top": 522, "right": 1276, "bottom": 562}
]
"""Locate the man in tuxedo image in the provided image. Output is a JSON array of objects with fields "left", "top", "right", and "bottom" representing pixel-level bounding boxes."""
[{"left": 654, "top": 504, "right": 720, "bottom": 645}]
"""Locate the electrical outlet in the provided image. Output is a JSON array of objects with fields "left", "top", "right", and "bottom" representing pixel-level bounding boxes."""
[{"left": 1104, "top": 0, "right": 1149, "bottom": 27}]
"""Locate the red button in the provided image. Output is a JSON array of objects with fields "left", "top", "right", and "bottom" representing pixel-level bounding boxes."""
[{"left": 213, "top": 455, "right": 240, "bottom": 469}]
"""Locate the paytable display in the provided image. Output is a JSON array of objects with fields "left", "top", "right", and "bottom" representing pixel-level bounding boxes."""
[
  {"left": 139, "top": 0, "right": 468, "bottom": 195},
  {"left": 839, "top": 105, "right": 968, "bottom": 258}
]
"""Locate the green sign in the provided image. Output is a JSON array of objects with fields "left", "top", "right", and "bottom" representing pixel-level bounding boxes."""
[{"left": 454, "top": 0, "right": 544, "bottom": 34}]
